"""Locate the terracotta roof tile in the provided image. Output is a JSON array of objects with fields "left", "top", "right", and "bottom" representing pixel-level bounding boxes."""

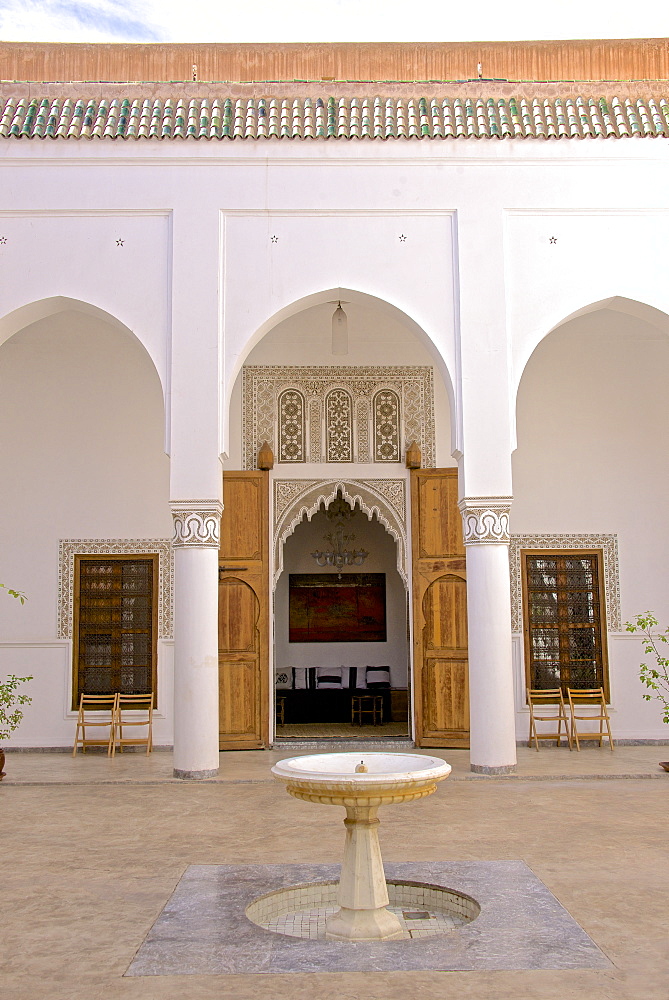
[{"left": 2, "top": 94, "right": 669, "bottom": 140}]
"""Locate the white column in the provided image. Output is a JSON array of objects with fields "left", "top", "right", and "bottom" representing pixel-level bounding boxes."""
[
  {"left": 459, "top": 498, "right": 517, "bottom": 774},
  {"left": 171, "top": 501, "right": 223, "bottom": 779}
]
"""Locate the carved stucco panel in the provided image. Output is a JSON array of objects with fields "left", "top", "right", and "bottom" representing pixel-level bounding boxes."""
[
  {"left": 58, "top": 538, "right": 173, "bottom": 640},
  {"left": 509, "top": 533, "right": 621, "bottom": 632},
  {"left": 243, "top": 366, "right": 435, "bottom": 469}
]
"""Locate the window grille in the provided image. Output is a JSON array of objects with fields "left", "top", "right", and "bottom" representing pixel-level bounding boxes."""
[
  {"left": 74, "top": 556, "right": 156, "bottom": 707},
  {"left": 521, "top": 551, "right": 608, "bottom": 697}
]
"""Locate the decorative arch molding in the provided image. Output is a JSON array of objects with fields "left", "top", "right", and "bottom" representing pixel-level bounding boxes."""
[{"left": 273, "top": 478, "right": 408, "bottom": 587}]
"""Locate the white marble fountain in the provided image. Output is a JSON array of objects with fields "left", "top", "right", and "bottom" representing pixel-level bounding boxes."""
[{"left": 271, "top": 751, "right": 452, "bottom": 941}]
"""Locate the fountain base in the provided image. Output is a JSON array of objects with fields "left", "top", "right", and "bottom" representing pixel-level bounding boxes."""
[
  {"left": 325, "top": 904, "right": 404, "bottom": 941},
  {"left": 244, "top": 877, "right": 479, "bottom": 941}
]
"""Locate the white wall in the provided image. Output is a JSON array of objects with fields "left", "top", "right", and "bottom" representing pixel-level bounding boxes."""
[
  {"left": 0, "top": 308, "right": 172, "bottom": 747},
  {"left": 275, "top": 505, "right": 408, "bottom": 689},
  {"left": 2, "top": 135, "right": 669, "bottom": 743},
  {"left": 512, "top": 305, "right": 669, "bottom": 738}
]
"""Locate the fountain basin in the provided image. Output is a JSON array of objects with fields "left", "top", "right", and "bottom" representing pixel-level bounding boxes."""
[
  {"left": 271, "top": 752, "right": 451, "bottom": 941},
  {"left": 271, "top": 751, "right": 452, "bottom": 806}
]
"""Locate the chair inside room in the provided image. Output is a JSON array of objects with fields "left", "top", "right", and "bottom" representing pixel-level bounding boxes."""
[
  {"left": 113, "top": 693, "right": 154, "bottom": 755},
  {"left": 527, "top": 688, "right": 572, "bottom": 750},
  {"left": 351, "top": 692, "right": 384, "bottom": 726},
  {"left": 567, "top": 687, "right": 614, "bottom": 751},
  {"left": 72, "top": 693, "right": 118, "bottom": 756}
]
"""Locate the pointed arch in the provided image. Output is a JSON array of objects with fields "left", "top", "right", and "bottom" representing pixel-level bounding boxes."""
[
  {"left": 223, "top": 285, "right": 457, "bottom": 461},
  {"left": 0, "top": 294, "right": 167, "bottom": 447},
  {"left": 513, "top": 295, "right": 669, "bottom": 450}
]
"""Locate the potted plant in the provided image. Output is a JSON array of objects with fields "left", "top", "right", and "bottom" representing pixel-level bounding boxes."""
[
  {"left": 0, "top": 673, "right": 32, "bottom": 778},
  {"left": 625, "top": 612, "right": 669, "bottom": 770},
  {"left": 0, "top": 583, "right": 30, "bottom": 779}
]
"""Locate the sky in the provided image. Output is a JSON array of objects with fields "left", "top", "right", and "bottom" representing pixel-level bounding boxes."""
[{"left": 0, "top": 0, "right": 667, "bottom": 45}]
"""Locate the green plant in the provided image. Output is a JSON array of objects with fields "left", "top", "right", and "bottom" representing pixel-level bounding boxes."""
[
  {"left": 0, "top": 583, "right": 26, "bottom": 603},
  {"left": 0, "top": 673, "right": 32, "bottom": 742},
  {"left": 0, "top": 583, "right": 30, "bottom": 742},
  {"left": 625, "top": 612, "right": 669, "bottom": 725}
]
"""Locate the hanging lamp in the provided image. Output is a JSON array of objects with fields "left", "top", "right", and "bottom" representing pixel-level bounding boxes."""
[{"left": 331, "top": 301, "right": 348, "bottom": 355}]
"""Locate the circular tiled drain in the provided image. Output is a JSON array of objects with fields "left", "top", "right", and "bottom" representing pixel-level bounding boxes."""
[{"left": 246, "top": 879, "right": 480, "bottom": 941}]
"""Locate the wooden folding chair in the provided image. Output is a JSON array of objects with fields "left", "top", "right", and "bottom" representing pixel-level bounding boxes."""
[
  {"left": 567, "top": 687, "right": 614, "bottom": 751},
  {"left": 113, "top": 693, "right": 153, "bottom": 756},
  {"left": 527, "top": 688, "right": 572, "bottom": 750},
  {"left": 72, "top": 693, "right": 118, "bottom": 756}
]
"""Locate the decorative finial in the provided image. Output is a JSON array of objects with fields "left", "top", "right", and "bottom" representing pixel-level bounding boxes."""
[
  {"left": 258, "top": 441, "right": 274, "bottom": 470},
  {"left": 355, "top": 761, "right": 368, "bottom": 773},
  {"left": 406, "top": 440, "right": 421, "bottom": 469}
]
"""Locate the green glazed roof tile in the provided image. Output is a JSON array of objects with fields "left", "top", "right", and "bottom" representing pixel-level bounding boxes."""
[{"left": 1, "top": 93, "right": 668, "bottom": 140}]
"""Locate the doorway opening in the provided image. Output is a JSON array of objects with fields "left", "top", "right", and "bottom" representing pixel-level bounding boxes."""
[{"left": 273, "top": 491, "right": 410, "bottom": 741}]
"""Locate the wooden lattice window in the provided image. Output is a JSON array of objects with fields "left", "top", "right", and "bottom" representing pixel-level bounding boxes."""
[
  {"left": 73, "top": 555, "right": 157, "bottom": 708},
  {"left": 521, "top": 550, "right": 609, "bottom": 699}
]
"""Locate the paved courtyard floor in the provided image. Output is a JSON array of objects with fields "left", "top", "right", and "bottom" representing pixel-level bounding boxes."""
[{"left": 1, "top": 745, "right": 667, "bottom": 999}]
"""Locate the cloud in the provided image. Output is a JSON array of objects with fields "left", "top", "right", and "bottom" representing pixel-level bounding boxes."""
[
  {"left": 0, "top": 0, "right": 163, "bottom": 42},
  {"left": 0, "top": 0, "right": 666, "bottom": 45}
]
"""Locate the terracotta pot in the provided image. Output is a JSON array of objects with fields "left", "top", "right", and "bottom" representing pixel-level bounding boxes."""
[{"left": 0, "top": 747, "right": 5, "bottom": 780}]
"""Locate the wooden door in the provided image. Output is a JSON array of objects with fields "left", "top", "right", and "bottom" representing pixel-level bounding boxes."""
[
  {"left": 411, "top": 468, "right": 470, "bottom": 747},
  {"left": 218, "top": 471, "right": 269, "bottom": 750}
]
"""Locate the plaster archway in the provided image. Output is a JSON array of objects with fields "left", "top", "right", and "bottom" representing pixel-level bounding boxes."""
[
  {"left": 512, "top": 295, "right": 669, "bottom": 452},
  {"left": 223, "top": 286, "right": 457, "bottom": 463},
  {"left": 0, "top": 295, "right": 167, "bottom": 443}
]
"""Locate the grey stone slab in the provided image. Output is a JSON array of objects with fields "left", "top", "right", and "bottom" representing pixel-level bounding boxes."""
[{"left": 125, "top": 862, "right": 611, "bottom": 976}]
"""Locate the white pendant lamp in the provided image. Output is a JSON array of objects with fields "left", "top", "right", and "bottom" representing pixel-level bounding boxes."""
[{"left": 331, "top": 301, "right": 348, "bottom": 355}]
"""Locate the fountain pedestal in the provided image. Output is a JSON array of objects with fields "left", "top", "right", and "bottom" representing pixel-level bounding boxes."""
[
  {"left": 325, "top": 803, "right": 403, "bottom": 940},
  {"left": 271, "top": 752, "right": 452, "bottom": 942}
]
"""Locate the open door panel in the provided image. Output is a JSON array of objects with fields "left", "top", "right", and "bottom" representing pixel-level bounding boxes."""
[
  {"left": 411, "top": 468, "right": 470, "bottom": 748},
  {"left": 218, "top": 471, "right": 269, "bottom": 750}
]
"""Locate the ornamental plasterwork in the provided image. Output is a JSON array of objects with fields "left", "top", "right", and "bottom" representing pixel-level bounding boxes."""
[
  {"left": 242, "top": 366, "right": 435, "bottom": 469},
  {"left": 374, "top": 390, "right": 401, "bottom": 462},
  {"left": 170, "top": 500, "right": 223, "bottom": 548},
  {"left": 509, "top": 533, "right": 621, "bottom": 632},
  {"left": 278, "top": 389, "right": 305, "bottom": 462},
  {"left": 458, "top": 497, "right": 513, "bottom": 544},
  {"left": 273, "top": 478, "right": 408, "bottom": 587},
  {"left": 58, "top": 538, "right": 173, "bottom": 640},
  {"left": 325, "top": 388, "right": 353, "bottom": 462}
]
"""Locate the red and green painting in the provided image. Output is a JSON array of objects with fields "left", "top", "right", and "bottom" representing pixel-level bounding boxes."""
[{"left": 289, "top": 573, "right": 386, "bottom": 643}]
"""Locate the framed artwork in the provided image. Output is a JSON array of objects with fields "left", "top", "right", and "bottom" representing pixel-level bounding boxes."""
[{"left": 289, "top": 573, "right": 386, "bottom": 643}]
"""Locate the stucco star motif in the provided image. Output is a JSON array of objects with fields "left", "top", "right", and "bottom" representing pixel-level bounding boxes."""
[
  {"left": 0, "top": 236, "right": 7, "bottom": 244},
  {"left": 398, "top": 234, "right": 407, "bottom": 242},
  {"left": 116, "top": 238, "right": 124, "bottom": 246},
  {"left": 549, "top": 236, "right": 557, "bottom": 244},
  {"left": 271, "top": 235, "right": 279, "bottom": 243}
]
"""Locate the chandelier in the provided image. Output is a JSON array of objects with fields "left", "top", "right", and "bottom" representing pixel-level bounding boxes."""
[{"left": 311, "top": 496, "right": 368, "bottom": 578}]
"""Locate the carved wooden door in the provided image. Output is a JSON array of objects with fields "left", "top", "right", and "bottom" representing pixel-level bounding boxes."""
[
  {"left": 218, "top": 471, "right": 269, "bottom": 750},
  {"left": 411, "top": 468, "right": 470, "bottom": 747}
]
